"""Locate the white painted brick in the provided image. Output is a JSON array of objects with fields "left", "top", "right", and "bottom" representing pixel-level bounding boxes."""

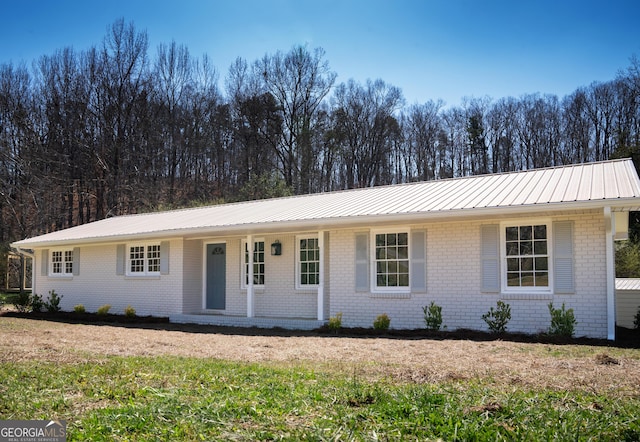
[
  {"left": 328, "top": 210, "right": 609, "bottom": 338},
  {"left": 33, "top": 209, "right": 611, "bottom": 338}
]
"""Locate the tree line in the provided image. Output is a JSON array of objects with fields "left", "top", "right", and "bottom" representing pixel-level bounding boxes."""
[{"left": 2, "top": 19, "right": 640, "bottom": 272}]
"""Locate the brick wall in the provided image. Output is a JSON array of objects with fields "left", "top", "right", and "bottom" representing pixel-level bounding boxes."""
[
  {"left": 182, "top": 238, "right": 203, "bottom": 313},
  {"left": 34, "top": 239, "right": 184, "bottom": 317},
  {"left": 328, "top": 210, "right": 609, "bottom": 338},
  {"left": 31, "top": 209, "right": 610, "bottom": 337}
]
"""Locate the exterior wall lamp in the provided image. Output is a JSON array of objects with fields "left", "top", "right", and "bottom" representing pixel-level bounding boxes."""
[{"left": 271, "top": 240, "right": 282, "bottom": 256}]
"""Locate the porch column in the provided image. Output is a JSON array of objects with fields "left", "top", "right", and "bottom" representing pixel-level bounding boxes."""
[
  {"left": 604, "top": 207, "right": 615, "bottom": 340},
  {"left": 317, "top": 231, "right": 325, "bottom": 321},
  {"left": 246, "top": 234, "right": 255, "bottom": 318}
]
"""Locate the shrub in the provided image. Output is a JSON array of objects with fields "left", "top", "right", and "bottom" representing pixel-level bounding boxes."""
[
  {"left": 124, "top": 305, "right": 136, "bottom": 318},
  {"left": 14, "top": 291, "right": 32, "bottom": 313},
  {"left": 328, "top": 312, "right": 343, "bottom": 331},
  {"left": 30, "top": 293, "right": 45, "bottom": 313},
  {"left": 45, "top": 290, "right": 63, "bottom": 313},
  {"left": 73, "top": 304, "right": 86, "bottom": 314},
  {"left": 423, "top": 301, "right": 443, "bottom": 331},
  {"left": 96, "top": 304, "right": 111, "bottom": 315},
  {"left": 548, "top": 302, "right": 577, "bottom": 337},
  {"left": 634, "top": 306, "right": 640, "bottom": 329},
  {"left": 373, "top": 313, "right": 390, "bottom": 330},
  {"left": 482, "top": 300, "right": 511, "bottom": 333}
]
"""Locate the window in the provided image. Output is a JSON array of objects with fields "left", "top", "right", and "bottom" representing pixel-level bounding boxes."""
[
  {"left": 147, "top": 244, "right": 161, "bottom": 273},
  {"left": 503, "top": 223, "right": 550, "bottom": 290},
  {"left": 297, "top": 236, "right": 320, "bottom": 287},
  {"left": 51, "top": 249, "right": 73, "bottom": 276},
  {"left": 242, "top": 240, "right": 265, "bottom": 287},
  {"left": 128, "top": 244, "right": 161, "bottom": 276},
  {"left": 374, "top": 232, "right": 409, "bottom": 290}
]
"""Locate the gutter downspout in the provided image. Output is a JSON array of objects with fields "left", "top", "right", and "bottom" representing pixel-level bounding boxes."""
[
  {"left": 246, "top": 235, "right": 254, "bottom": 318},
  {"left": 604, "top": 207, "right": 616, "bottom": 341},
  {"left": 317, "top": 231, "right": 325, "bottom": 321}
]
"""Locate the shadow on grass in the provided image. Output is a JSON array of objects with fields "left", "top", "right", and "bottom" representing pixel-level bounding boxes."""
[{"left": 2, "top": 309, "right": 639, "bottom": 349}]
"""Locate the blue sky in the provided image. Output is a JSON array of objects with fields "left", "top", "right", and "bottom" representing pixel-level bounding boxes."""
[{"left": 1, "top": 0, "right": 639, "bottom": 107}]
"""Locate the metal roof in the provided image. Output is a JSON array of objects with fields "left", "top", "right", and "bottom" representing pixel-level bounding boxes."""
[
  {"left": 616, "top": 278, "right": 640, "bottom": 291},
  {"left": 12, "top": 158, "right": 640, "bottom": 248}
]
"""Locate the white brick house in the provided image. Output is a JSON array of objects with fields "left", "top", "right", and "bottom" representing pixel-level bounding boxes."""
[{"left": 11, "top": 159, "right": 640, "bottom": 339}]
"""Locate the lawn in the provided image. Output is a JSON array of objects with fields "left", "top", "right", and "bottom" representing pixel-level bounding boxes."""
[{"left": 0, "top": 316, "right": 639, "bottom": 441}]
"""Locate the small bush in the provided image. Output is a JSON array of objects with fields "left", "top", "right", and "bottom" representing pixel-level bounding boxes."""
[
  {"left": 328, "top": 312, "right": 343, "bottom": 331},
  {"left": 30, "top": 293, "right": 45, "bottom": 313},
  {"left": 423, "top": 301, "right": 443, "bottom": 331},
  {"left": 482, "top": 300, "right": 511, "bottom": 333},
  {"left": 73, "top": 304, "right": 86, "bottom": 314},
  {"left": 124, "top": 305, "right": 136, "bottom": 318},
  {"left": 634, "top": 306, "right": 640, "bottom": 329},
  {"left": 45, "top": 290, "right": 63, "bottom": 313},
  {"left": 96, "top": 304, "right": 111, "bottom": 315},
  {"left": 548, "top": 302, "right": 577, "bottom": 337},
  {"left": 14, "top": 292, "right": 32, "bottom": 313},
  {"left": 373, "top": 313, "right": 390, "bottom": 330}
]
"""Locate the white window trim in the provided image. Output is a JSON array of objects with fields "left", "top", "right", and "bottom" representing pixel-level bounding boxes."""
[
  {"left": 126, "top": 242, "right": 161, "bottom": 277},
  {"left": 370, "top": 228, "right": 411, "bottom": 294},
  {"left": 241, "top": 238, "right": 265, "bottom": 289},
  {"left": 296, "top": 234, "right": 320, "bottom": 290},
  {"left": 499, "top": 219, "right": 553, "bottom": 294},
  {"left": 49, "top": 249, "right": 74, "bottom": 277}
]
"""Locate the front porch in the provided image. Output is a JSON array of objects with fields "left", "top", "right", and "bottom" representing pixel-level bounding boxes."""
[{"left": 169, "top": 313, "right": 327, "bottom": 330}]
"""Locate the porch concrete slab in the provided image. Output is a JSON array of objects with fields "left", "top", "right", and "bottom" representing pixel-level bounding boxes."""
[{"left": 169, "top": 313, "right": 326, "bottom": 330}]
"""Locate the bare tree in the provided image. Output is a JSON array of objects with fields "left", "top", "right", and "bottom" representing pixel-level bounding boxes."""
[
  {"left": 225, "top": 57, "right": 282, "bottom": 190},
  {"left": 257, "top": 45, "right": 336, "bottom": 193},
  {"left": 154, "top": 41, "right": 192, "bottom": 205},
  {"left": 332, "top": 78, "right": 404, "bottom": 188},
  {"left": 92, "top": 18, "right": 150, "bottom": 217},
  {"left": 403, "top": 100, "right": 444, "bottom": 181}
]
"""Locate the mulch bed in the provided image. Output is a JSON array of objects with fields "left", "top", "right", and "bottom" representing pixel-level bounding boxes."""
[{"left": 3, "top": 309, "right": 638, "bottom": 348}]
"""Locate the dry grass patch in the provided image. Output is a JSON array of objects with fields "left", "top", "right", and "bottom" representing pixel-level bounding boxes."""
[{"left": 0, "top": 317, "right": 638, "bottom": 396}]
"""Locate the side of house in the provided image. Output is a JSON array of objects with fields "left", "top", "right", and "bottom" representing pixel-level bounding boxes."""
[
  {"left": 29, "top": 208, "right": 609, "bottom": 338},
  {"left": 616, "top": 278, "right": 640, "bottom": 329}
]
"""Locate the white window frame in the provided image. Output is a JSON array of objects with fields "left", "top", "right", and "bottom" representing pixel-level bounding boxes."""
[
  {"left": 241, "top": 239, "right": 265, "bottom": 289},
  {"left": 127, "top": 243, "right": 161, "bottom": 277},
  {"left": 296, "top": 234, "right": 320, "bottom": 289},
  {"left": 50, "top": 249, "right": 73, "bottom": 277},
  {"left": 500, "top": 220, "right": 553, "bottom": 294},
  {"left": 371, "top": 228, "right": 411, "bottom": 294}
]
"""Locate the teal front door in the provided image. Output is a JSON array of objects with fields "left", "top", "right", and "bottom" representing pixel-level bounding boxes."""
[{"left": 206, "top": 243, "right": 226, "bottom": 309}]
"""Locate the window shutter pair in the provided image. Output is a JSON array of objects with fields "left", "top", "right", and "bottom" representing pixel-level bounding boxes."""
[
  {"left": 116, "top": 242, "right": 170, "bottom": 275},
  {"left": 480, "top": 222, "right": 574, "bottom": 293},
  {"left": 354, "top": 231, "right": 427, "bottom": 293},
  {"left": 40, "top": 248, "right": 80, "bottom": 276}
]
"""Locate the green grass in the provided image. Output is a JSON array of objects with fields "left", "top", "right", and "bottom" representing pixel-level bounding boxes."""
[{"left": 1, "top": 356, "right": 638, "bottom": 441}]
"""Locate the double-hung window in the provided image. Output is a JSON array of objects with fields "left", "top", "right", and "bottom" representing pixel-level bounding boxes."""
[
  {"left": 503, "top": 223, "right": 550, "bottom": 291},
  {"left": 374, "top": 231, "right": 410, "bottom": 291},
  {"left": 128, "top": 244, "right": 161, "bottom": 276},
  {"left": 51, "top": 250, "right": 73, "bottom": 276},
  {"left": 242, "top": 240, "right": 265, "bottom": 287},
  {"left": 297, "top": 236, "right": 320, "bottom": 288}
]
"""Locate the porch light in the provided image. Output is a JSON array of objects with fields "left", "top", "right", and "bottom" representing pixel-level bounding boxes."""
[{"left": 271, "top": 240, "right": 282, "bottom": 256}]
